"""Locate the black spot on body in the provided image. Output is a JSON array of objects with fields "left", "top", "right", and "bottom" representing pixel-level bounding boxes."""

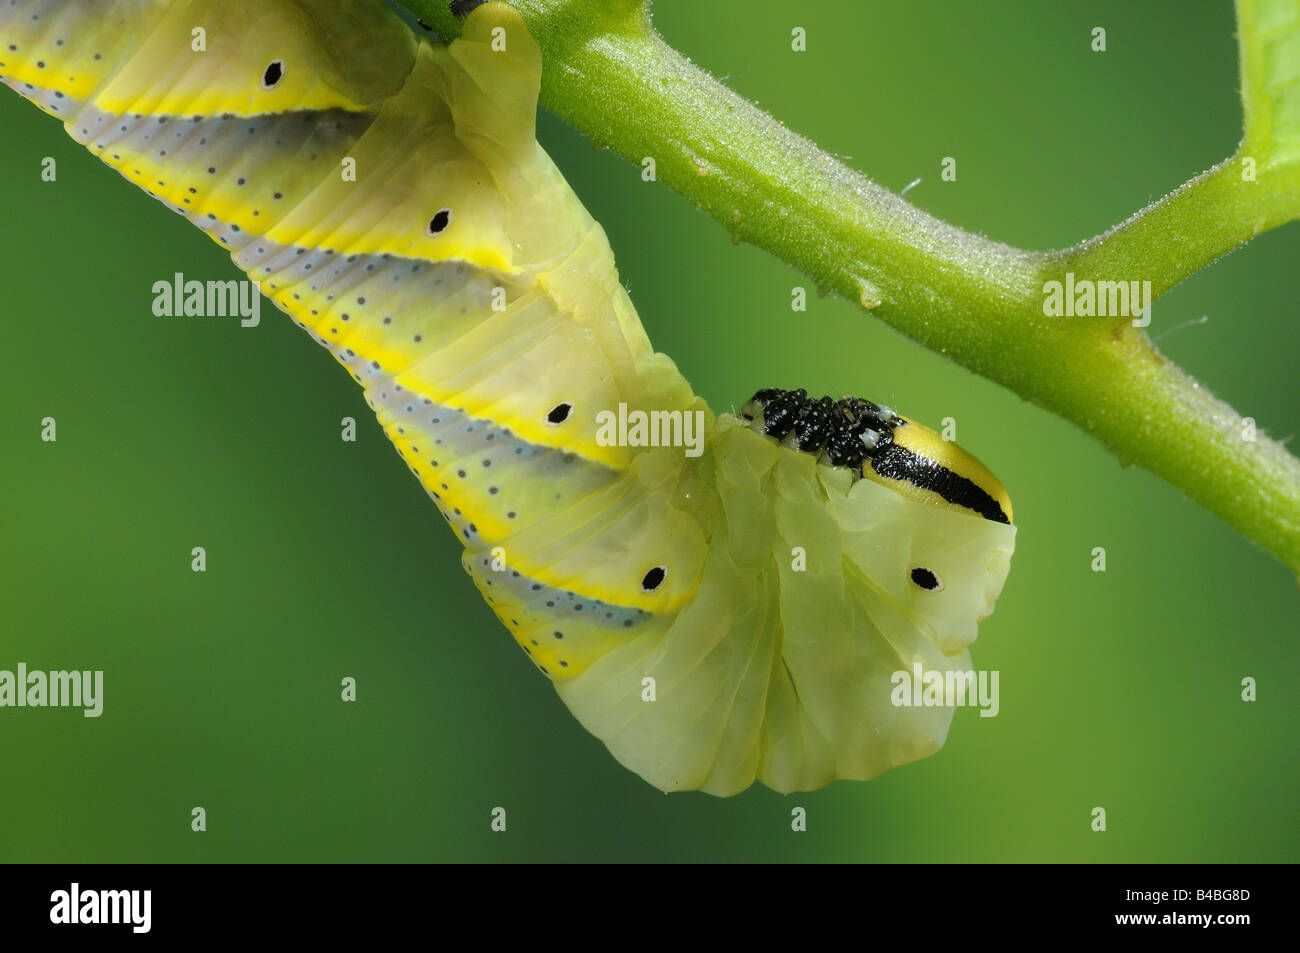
[
  {"left": 427, "top": 208, "right": 451, "bottom": 234},
  {"left": 262, "top": 60, "right": 284, "bottom": 88},
  {"left": 641, "top": 566, "right": 667, "bottom": 591},
  {"left": 910, "top": 567, "right": 942, "bottom": 591}
]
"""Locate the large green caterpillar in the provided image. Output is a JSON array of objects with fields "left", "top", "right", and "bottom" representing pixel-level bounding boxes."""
[{"left": 1, "top": 0, "right": 1017, "bottom": 795}]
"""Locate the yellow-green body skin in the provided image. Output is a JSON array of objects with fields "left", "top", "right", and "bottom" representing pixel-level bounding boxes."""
[{"left": 1, "top": 0, "right": 1015, "bottom": 794}]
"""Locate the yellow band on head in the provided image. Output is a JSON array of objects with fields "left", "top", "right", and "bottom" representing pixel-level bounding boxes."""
[{"left": 864, "top": 417, "right": 1014, "bottom": 524}]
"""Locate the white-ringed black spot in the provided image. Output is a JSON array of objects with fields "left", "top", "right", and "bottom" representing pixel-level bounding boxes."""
[
  {"left": 261, "top": 59, "right": 284, "bottom": 89},
  {"left": 641, "top": 566, "right": 667, "bottom": 591},
  {"left": 910, "top": 566, "right": 943, "bottom": 591},
  {"left": 427, "top": 208, "right": 451, "bottom": 234},
  {"left": 546, "top": 402, "right": 572, "bottom": 425}
]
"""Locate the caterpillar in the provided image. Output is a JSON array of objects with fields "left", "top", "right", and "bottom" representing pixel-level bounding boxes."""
[{"left": 0, "top": 0, "right": 1016, "bottom": 795}]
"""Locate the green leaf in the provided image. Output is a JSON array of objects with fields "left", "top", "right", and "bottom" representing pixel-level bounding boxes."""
[{"left": 1239, "top": 0, "right": 1300, "bottom": 168}]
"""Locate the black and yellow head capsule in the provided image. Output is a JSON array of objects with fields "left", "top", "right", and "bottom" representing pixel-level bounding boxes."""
[
  {"left": 739, "top": 387, "right": 1013, "bottom": 524},
  {"left": 867, "top": 415, "right": 1013, "bottom": 524}
]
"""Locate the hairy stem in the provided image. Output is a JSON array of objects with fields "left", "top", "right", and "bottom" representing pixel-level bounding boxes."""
[{"left": 405, "top": 0, "right": 1300, "bottom": 575}]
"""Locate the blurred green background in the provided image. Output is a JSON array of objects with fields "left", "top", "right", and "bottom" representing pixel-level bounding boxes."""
[{"left": 0, "top": 0, "right": 1295, "bottom": 862}]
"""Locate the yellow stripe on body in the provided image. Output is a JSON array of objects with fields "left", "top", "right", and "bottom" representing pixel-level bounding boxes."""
[
  {"left": 369, "top": 387, "right": 622, "bottom": 549},
  {"left": 87, "top": 0, "right": 413, "bottom": 119},
  {"left": 0, "top": 0, "right": 160, "bottom": 105},
  {"left": 8, "top": 0, "right": 708, "bottom": 621}
]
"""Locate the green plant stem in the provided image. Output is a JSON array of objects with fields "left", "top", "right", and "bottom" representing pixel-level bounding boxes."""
[
  {"left": 1062, "top": 157, "right": 1300, "bottom": 299},
  {"left": 405, "top": 0, "right": 1300, "bottom": 575}
]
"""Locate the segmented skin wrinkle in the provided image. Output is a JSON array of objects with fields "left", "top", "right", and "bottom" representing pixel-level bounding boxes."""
[{"left": 1, "top": 0, "right": 1016, "bottom": 795}]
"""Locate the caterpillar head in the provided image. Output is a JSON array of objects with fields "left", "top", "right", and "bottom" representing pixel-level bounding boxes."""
[
  {"left": 739, "top": 387, "right": 1012, "bottom": 525},
  {"left": 741, "top": 388, "right": 1015, "bottom": 654}
]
